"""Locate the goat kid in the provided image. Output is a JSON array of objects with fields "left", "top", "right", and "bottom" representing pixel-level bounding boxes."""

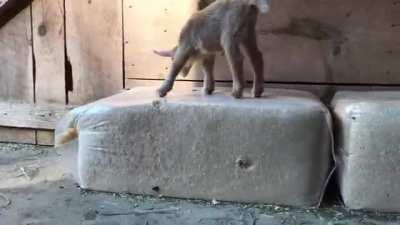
[{"left": 154, "top": 0, "right": 269, "bottom": 98}]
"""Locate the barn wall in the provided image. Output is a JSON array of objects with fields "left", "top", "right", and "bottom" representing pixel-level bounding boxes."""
[
  {"left": 65, "top": 0, "right": 123, "bottom": 105},
  {"left": 0, "top": 0, "right": 399, "bottom": 144},
  {"left": 125, "top": 0, "right": 400, "bottom": 85}
]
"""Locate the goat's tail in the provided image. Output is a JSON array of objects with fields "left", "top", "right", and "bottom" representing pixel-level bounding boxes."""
[
  {"left": 153, "top": 47, "right": 194, "bottom": 78},
  {"left": 153, "top": 47, "right": 177, "bottom": 58},
  {"left": 55, "top": 115, "right": 78, "bottom": 147},
  {"left": 56, "top": 128, "right": 78, "bottom": 147}
]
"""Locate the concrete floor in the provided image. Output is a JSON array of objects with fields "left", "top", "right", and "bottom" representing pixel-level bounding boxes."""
[{"left": 0, "top": 143, "right": 399, "bottom": 225}]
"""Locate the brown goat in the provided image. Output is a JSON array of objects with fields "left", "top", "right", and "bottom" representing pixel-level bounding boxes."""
[{"left": 154, "top": 0, "right": 270, "bottom": 98}]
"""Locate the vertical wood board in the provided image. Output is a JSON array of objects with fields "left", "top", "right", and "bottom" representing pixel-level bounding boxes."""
[
  {"left": 66, "top": 0, "right": 123, "bottom": 105},
  {"left": 0, "top": 7, "right": 33, "bottom": 103},
  {"left": 124, "top": 0, "right": 196, "bottom": 79},
  {"left": 32, "top": 0, "right": 66, "bottom": 104}
]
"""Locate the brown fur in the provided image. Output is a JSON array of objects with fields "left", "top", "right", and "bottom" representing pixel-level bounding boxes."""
[
  {"left": 154, "top": 0, "right": 270, "bottom": 98},
  {"left": 55, "top": 128, "right": 78, "bottom": 147}
]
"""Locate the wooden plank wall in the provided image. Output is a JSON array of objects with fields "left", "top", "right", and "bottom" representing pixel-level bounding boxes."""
[
  {"left": 0, "top": 0, "right": 124, "bottom": 105},
  {"left": 0, "top": 0, "right": 399, "bottom": 144},
  {"left": 32, "top": 0, "right": 66, "bottom": 104},
  {"left": 124, "top": 0, "right": 400, "bottom": 85},
  {"left": 66, "top": 0, "right": 123, "bottom": 105},
  {"left": 0, "top": 6, "right": 36, "bottom": 144},
  {"left": 123, "top": 0, "right": 400, "bottom": 93},
  {"left": 0, "top": 0, "right": 123, "bottom": 145},
  {"left": 124, "top": 0, "right": 196, "bottom": 80},
  {"left": 0, "top": 7, "right": 33, "bottom": 103}
]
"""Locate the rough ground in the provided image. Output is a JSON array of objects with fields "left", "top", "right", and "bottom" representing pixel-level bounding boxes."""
[{"left": 0, "top": 143, "right": 399, "bottom": 225}]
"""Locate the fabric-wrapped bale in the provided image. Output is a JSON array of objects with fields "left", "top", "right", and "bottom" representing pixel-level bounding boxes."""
[
  {"left": 332, "top": 91, "right": 400, "bottom": 212},
  {"left": 56, "top": 86, "right": 333, "bottom": 207}
]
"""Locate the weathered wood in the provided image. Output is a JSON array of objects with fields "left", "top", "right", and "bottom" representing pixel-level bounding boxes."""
[
  {"left": 0, "top": 127, "right": 36, "bottom": 144},
  {"left": 0, "top": 102, "right": 72, "bottom": 130},
  {"left": 66, "top": 0, "right": 123, "bottom": 105},
  {"left": 36, "top": 130, "right": 54, "bottom": 146},
  {"left": 254, "top": 0, "right": 400, "bottom": 84},
  {"left": 126, "top": 79, "right": 400, "bottom": 103},
  {"left": 124, "top": 0, "right": 197, "bottom": 80},
  {"left": 125, "top": 0, "right": 400, "bottom": 84},
  {"left": 0, "top": 0, "right": 33, "bottom": 28},
  {"left": 32, "top": 0, "right": 66, "bottom": 104},
  {"left": 0, "top": 7, "right": 33, "bottom": 103}
]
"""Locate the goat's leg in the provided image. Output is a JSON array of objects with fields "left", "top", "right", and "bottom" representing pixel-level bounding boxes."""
[
  {"left": 223, "top": 41, "right": 244, "bottom": 98},
  {"left": 243, "top": 27, "right": 264, "bottom": 98},
  {"left": 201, "top": 55, "right": 216, "bottom": 95},
  {"left": 157, "top": 46, "right": 192, "bottom": 97}
]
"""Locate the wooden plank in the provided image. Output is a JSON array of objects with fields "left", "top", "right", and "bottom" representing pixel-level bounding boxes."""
[
  {"left": 0, "top": 7, "right": 33, "bottom": 103},
  {"left": 0, "top": 0, "right": 33, "bottom": 28},
  {"left": 0, "top": 102, "right": 71, "bottom": 130},
  {"left": 32, "top": 0, "right": 66, "bottom": 104},
  {"left": 124, "top": 0, "right": 196, "bottom": 80},
  {"left": 36, "top": 130, "right": 54, "bottom": 146},
  {"left": 0, "top": 127, "right": 36, "bottom": 144},
  {"left": 254, "top": 0, "right": 400, "bottom": 84},
  {"left": 66, "top": 0, "right": 123, "bottom": 105},
  {"left": 125, "top": 0, "right": 400, "bottom": 85}
]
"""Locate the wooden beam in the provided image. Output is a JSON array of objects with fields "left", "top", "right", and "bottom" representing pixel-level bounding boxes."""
[
  {"left": 36, "top": 130, "right": 54, "bottom": 146},
  {"left": 0, "top": 127, "right": 55, "bottom": 145},
  {"left": 0, "top": 0, "right": 33, "bottom": 28},
  {"left": 0, "top": 127, "right": 36, "bottom": 144},
  {"left": 0, "top": 102, "right": 72, "bottom": 130}
]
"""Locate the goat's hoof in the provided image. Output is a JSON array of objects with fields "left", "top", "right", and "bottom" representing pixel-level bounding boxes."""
[
  {"left": 203, "top": 87, "right": 214, "bottom": 95},
  {"left": 157, "top": 88, "right": 169, "bottom": 98},
  {"left": 231, "top": 90, "right": 243, "bottom": 99},
  {"left": 157, "top": 91, "right": 167, "bottom": 98},
  {"left": 252, "top": 87, "right": 264, "bottom": 98},
  {"left": 157, "top": 83, "right": 173, "bottom": 97}
]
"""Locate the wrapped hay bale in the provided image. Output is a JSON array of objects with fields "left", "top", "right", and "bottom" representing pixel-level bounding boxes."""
[
  {"left": 333, "top": 91, "right": 400, "bottom": 212},
  {"left": 56, "top": 86, "right": 333, "bottom": 207}
]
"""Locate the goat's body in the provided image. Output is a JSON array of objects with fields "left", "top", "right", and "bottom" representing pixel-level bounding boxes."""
[
  {"left": 181, "top": 0, "right": 253, "bottom": 54},
  {"left": 157, "top": 0, "right": 268, "bottom": 98}
]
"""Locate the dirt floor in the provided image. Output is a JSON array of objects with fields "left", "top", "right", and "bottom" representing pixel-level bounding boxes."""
[{"left": 1, "top": 143, "right": 400, "bottom": 225}]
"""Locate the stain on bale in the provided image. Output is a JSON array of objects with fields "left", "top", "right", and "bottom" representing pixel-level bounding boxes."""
[
  {"left": 236, "top": 156, "right": 253, "bottom": 170},
  {"left": 83, "top": 210, "right": 98, "bottom": 221},
  {"left": 152, "top": 186, "right": 161, "bottom": 193}
]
